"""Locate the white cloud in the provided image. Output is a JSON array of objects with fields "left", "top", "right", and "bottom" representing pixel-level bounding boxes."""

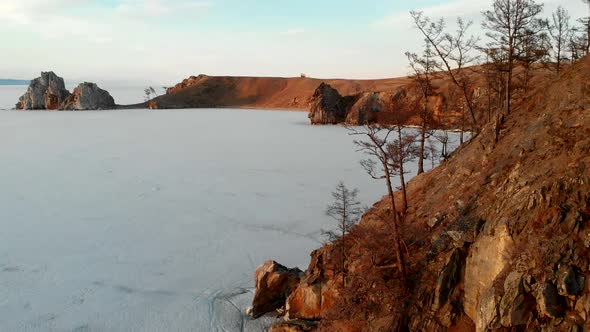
[
  {"left": 374, "top": 0, "right": 489, "bottom": 31},
  {"left": 115, "top": 0, "right": 210, "bottom": 18},
  {"left": 282, "top": 28, "right": 306, "bottom": 35},
  {"left": 0, "top": 0, "right": 210, "bottom": 44},
  {"left": 0, "top": 0, "right": 82, "bottom": 24},
  {"left": 375, "top": 0, "right": 588, "bottom": 30}
]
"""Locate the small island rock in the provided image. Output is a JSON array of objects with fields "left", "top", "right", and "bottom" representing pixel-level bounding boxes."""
[
  {"left": 61, "top": 82, "right": 115, "bottom": 110},
  {"left": 16, "top": 71, "right": 70, "bottom": 110}
]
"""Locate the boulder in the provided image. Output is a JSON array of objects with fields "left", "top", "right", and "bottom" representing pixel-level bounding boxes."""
[
  {"left": 16, "top": 72, "right": 70, "bottom": 110},
  {"left": 252, "top": 260, "right": 303, "bottom": 318},
  {"left": 308, "top": 83, "right": 354, "bottom": 125},
  {"left": 61, "top": 82, "right": 115, "bottom": 110}
]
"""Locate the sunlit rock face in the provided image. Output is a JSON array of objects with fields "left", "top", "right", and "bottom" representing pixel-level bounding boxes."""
[
  {"left": 252, "top": 260, "right": 303, "bottom": 318},
  {"left": 61, "top": 82, "right": 115, "bottom": 110},
  {"left": 16, "top": 71, "right": 70, "bottom": 110}
]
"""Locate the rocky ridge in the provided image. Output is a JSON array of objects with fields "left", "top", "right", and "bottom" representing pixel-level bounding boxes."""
[
  {"left": 146, "top": 74, "right": 411, "bottom": 112},
  {"left": 15, "top": 72, "right": 115, "bottom": 110},
  {"left": 253, "top": 57, "right": 590, "bottom": 331}
]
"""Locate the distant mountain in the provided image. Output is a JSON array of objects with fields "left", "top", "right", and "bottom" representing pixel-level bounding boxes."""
[{"left": 0, "top": 79, "right": 30, "bottom": 85}]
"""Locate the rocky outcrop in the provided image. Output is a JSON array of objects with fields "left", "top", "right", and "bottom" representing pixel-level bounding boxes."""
[
  {"left": 308, "top": 83, "right": 390, "bottom": 125},
  {"left": 15, "top": 71, "right": 70, "bottom": 110},
  {"left": 15, "top": 72, "right": 116, "bottom": 110},
  {"left": 285, "top": 249, "right": 339, "bottom": 321},
  {"left": 252, "top": 260, "right": 303, "bottom": 318},
  {"left": 308, "top": 83, "right": 355, "bottom": 124},
  {"left": 307, "top": 83, "right": 431, "bottom": 126},
  {"left": 61, "top": 82, "right": 115, "bottom": 110}
]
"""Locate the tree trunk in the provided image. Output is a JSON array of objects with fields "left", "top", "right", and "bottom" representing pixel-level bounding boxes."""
[
  {"left": 418, "top": 124, "right": 426, "bottom": 175},
  {"left": 557, "top": 38, "right": 562, "bottom": 74},
  {"left": 383, "top": 168, "right": 407, "bottom": 284},
  {"left": 507, "top": 35, "right": 514, "bottom": 115},
  {"left": 397, "top": 127, "right": 408, "bottom": 212},
  {"left": 341, "top": 196, "right": 346, "bottom": 287}
]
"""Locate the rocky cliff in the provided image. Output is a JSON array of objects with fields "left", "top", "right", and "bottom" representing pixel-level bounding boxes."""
[
  {"left": 254, "top": 57, "right": 590, "bottom": 331},
  {"left": 16, "top": 72, "right": 115, "bottom": 110}
]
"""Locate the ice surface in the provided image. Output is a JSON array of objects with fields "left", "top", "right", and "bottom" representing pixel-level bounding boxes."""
[{"left": 0, "top": 87, "right": 463, "bottom": 331}]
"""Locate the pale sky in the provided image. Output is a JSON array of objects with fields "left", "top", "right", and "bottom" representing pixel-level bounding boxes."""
[{"left": 0, "top": 0, "right": 586, "bottom": 85}]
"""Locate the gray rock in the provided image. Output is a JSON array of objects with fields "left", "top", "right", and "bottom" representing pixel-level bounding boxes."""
[
  {"left": 16, "top": 72, "right": 70, "bottom": 110},
  {"left": 61, "top": 82, "right": 115, "bottom": 110}
]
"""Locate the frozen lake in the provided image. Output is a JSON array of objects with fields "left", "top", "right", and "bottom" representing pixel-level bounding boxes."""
[{"left": 0, "top": 87, "right": 462, "bottom": 331}]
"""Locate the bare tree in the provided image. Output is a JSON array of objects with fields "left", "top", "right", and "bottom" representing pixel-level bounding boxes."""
[
  {"left": 149, "top": 86, "right": 158, "bottom": 97},
  {"left": 349, "top": 125, "right": 407, "bottom": 283},
  {"left": 143, "top": 88, "right": 152, "bottom": 102},
  {"left": 405, "top": 46, "right": 438, "bottom": 175},
  {"left": 518, "top": 24, "right": 551, "bottom": 93},
  {"left": 323, "top": 182, "right": 363, "bottom": 286},
  {"left": 581, "top": 0, "right": 590, "bottom": 54},
  {"left": 388, "top": 127, "right": 419, "bottom": 210},
  {"left": 550, "top": 6, "right": 571, "bottom": 73},
  {"left": 435, "top": 130, "right": 450, "bottom": 161},
  {"left": 426, "top": 138, "right": 438, "bottom": 169},
  {"left": 568, "top": 28, "right": 587, "bottom": 61},
  {"left": 410, "top": 11, "right": 480, "bottom": 131},
  {"left": 482, "top": 0, "right": 544, "bottom": 115}
]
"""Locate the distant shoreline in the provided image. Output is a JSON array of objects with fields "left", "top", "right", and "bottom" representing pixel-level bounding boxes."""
[{"left": 0, "top": 79, "right": 29, "bottom": 86}]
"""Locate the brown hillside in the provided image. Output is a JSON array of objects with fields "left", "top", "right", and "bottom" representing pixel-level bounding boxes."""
[
  {"left": 149, "top": 74, "right": 411, "bottom": 110},
  {"left": 266, "top": 56, "right": 590, "bottom": 331}
]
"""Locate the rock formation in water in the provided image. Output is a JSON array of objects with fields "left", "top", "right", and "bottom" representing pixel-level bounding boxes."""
[
  {"left": 307, "top": 83, "right": 355, "bottom": 124},
  {"left": 15, "top": 72, "right": 116, "bottom": 110},
  {"left": 308, "top": 82, "right": 429, "bottom": 126},
  {"left": 15, "top": 71, "right": 71, "bottom": 110},
  {"left": 61, "top": 82, "right": 115, "bottom": 110},
  {"left": 253, "top": 56, "right": 590, "bottom": 331}
]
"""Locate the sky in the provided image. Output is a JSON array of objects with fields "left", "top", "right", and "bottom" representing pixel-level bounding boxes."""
[{"left": 0, "top": 0, "right": 587, "bottom": 85}]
